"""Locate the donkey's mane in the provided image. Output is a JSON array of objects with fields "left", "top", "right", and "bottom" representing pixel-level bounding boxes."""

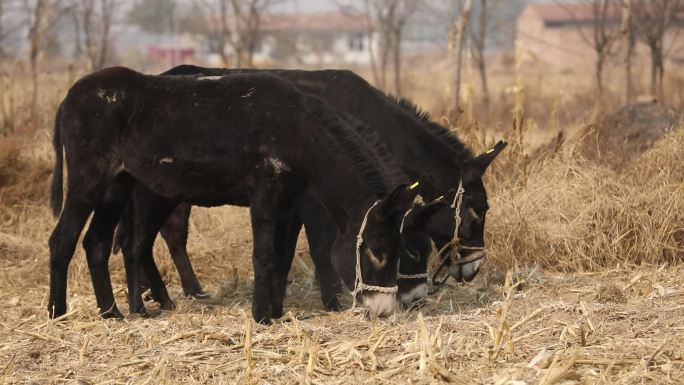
[
  {"left": 304, "top": 94, "right": 390, "bottom": 197},
  {"left": 343, "top": 114, "right": 408, "bottom": 187},
  {"left": 385, "top": 93, "right": 473, "bottom": 160}
]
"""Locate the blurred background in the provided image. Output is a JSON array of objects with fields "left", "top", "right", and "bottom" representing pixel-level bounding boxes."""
[
  {"left": 2, "top": 0, "right": 683, "bottom": 137},
  {"left": 2, "top": 6, "right": 684, "bottom": 382}
]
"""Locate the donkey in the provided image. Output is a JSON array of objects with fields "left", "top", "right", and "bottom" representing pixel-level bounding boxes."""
[
  {"left": 115, "top": 114, "right": 446, "bottom": 314},
  {"left": 48, "top": 67, "right": 432, "bottom": 323},
  {"left": 120, "top": 65, "right": 506, "bottom": 309}
]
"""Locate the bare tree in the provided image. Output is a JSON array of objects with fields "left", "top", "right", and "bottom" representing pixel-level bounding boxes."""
[
  {"left": 0, "top": 0, "right": 6, "bottom": 56},
  {"left": 0, "top": 0, "right": 7, "bottom": 58},
  {"left": 362, "top": 0, "right": 421, "bottom": 95},
  {"left": 390, "top": 0, "right": 421, "bottom": 96},
  {"left": 95, "top": 0, "right": 116, "bottom": 69},
  {"left": 205, "top": 0, "right": 276, "bottom": 68},
  {"left": 621, "top": 0, "right": 635, "bottom": 104},
  {"left": 70, "top": 0, "right": 118, "bottom": 70},
  {"left": 469, "top": 0, "right": 505, "bottom": 109},
  {"left": 215, "top": 0, "right": 231, "bottom": 66},
  {"left": 450, "top": 0, "right": 472, "bottom": 113},
  {"left": 23, "top": 0, "right": 66, "bottom": 110},
  {"left": 633, "top": 0, "right": 682, "bottom": 99},
  {"left": 560, "top": 1, "right": 621, "bottom": 95},
  {"left": 231, "top": 0, "right": 269, "bottom": 68},
  {"left": 0, "top": 0, "right": 22, "bottom": 51}
]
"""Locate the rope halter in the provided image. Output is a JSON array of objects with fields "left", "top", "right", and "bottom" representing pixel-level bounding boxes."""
[
  {"left": 397, "top": 206, "right": 428, "bottom": 280},
  {"left": 351, "top": 201, "right": 398, "bottom": 309},
  {"left": 431, "top": 179, "right": 486, "bottom": 288}
]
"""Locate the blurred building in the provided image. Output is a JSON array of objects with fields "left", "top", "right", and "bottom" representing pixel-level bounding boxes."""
[
  {"left": 516, "top": 3, "right": 684, "bottom": 70},
  {"left": 206, "top": 10, "right": 376, "bottom": 66}
]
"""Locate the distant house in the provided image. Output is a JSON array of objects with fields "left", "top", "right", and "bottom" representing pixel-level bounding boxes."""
[
  {"left": 115, "top": 25, "right": 203, "bottom": 69},
  {"left": 147, "top": 46, "right": 196, "bottom": 66},
  {"left": 206, "top": 10, "right": 376, "bottom": 66},
  {"left": 516, "top": 3, "right": 684, "bottom": 70}
]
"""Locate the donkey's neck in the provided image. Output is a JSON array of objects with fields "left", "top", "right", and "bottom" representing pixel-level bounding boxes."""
[
  {"left": 384, "top": 116, "right": 471, "bottom": 199},
  {"left": 300, "top": 115, "right": 389, "bottom": 235},
  {"left": 305, "top": 149, "right": 381, "bottom": 236}
]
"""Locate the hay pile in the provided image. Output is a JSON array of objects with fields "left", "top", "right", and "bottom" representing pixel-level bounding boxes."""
[
  {"left": 484, "top": 136, "right": 684, "bottom": 269},
  {"left": 1, "top": 107, "right": 684, "bottom": 384},
  {"left": 578, "top": 102, "right": 680, "bottom": 170}
]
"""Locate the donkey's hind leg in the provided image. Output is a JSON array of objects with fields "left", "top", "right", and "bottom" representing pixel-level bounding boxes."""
[
  {"left": 159, "top": 203, "right": 209, "bottom": 299},
  {"left": 48, "top": 161, "right": 119, "bottom": 318},
  {"left": 125, "top": 185, "right": 177, "bottom": 316},
  {"left": 250, "top": 174, "right": 289, "bottom": 324},
  {"left": 271, "top": 208, "right": 301, "bottom": 319},
  {"left": 48, "top": 197, "right": 95, "bottom": 318},
  {"left": 81, "top": 174, "right": 134, "bottom": 318}
]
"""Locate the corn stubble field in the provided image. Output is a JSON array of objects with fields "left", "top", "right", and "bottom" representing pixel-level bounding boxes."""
[{"left": 1, "top": 64, "right": 684, "bottom": 385}]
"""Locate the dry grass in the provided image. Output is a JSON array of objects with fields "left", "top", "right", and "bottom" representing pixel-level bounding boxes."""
[{"left": 1, "top": 65, "right": 684, "bottom": 384}]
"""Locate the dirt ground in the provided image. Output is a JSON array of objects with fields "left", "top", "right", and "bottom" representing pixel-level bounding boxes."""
[
  {"left": 1, "top": 205, "right": 682, "bottom": 385},
  {"left": 2, "top": 63, "right": 684, "bottom": 385}
]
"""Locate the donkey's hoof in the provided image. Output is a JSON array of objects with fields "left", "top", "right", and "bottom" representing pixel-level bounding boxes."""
[
  {"left": 100, "top": 307, "right": 125, "bottom": 319},
  {"left": 270, "top": 308, "right": 284, "bottom": 320},
  {"left": 188, "top": 292, "right": 212, "bottom": 300},
  {"left": 47, "top": 304, "right": 67, "bottom": 319},
  {"left": 160, "top": 298, "right": 176, "bottom": 311},
  {"left": 323, "top": 299, "right": 341, "bottom": 312},
  {"left": 143, "top": 292, "right": 154, "bottom": 302},
  {"left": 128, "top": 306, "right": 151, "bottom": 319},
  {"left": 252, "top": 310, "right": 273, "bottom": 325}
]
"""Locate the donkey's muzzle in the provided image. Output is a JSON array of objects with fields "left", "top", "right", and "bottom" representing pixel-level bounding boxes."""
[
  {"left": 359, "top": 292, "right": 396, "bottom": 318},
  {"left": 449, "top": 249, "right": 485, "bottom": 282}
]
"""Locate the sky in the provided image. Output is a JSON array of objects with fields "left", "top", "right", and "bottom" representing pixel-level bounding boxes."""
[{"left": 280, "top": 0, "right": 554, "bottom": 13}]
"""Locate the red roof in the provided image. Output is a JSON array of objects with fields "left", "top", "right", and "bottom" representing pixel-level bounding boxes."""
[
  {"left": 209, "top": 11, "right": 372, "bottom": 34},
  {"left": 528, "top": 3, "right": 616, "bottom": 23},
  {"left": 261, "top": 11, "right": 372, "bottom": 33}
]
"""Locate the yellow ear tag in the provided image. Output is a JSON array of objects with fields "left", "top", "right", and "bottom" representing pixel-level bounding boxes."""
[
  {"left": 410, "top": 181, "right": 420, "bottom": 190},
  {"left": 486, "top": 148, "right": 495, "bottom": 154}
]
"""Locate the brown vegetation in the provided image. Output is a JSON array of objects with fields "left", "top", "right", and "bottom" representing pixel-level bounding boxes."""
[{"left": 1, "top": 63, "right": 684, "bottom": 383}]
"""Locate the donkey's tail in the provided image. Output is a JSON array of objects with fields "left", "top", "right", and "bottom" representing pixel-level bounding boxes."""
[
  {"left": 50, "top": 102, "right": 64, "bottom": 218},
  {"left": 111, "top": 202, "right": 132, "bottom": 254}
]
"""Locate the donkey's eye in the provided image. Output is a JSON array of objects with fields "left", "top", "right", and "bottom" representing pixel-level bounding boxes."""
[
  {"left": 364, "top": 247, "right": 387, "bottom": 269},
  {"left": 467, "top": 208, "right": 481, "bottom": 221}
]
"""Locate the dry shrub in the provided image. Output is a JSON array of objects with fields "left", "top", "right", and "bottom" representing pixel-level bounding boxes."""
[
  {"left": 485, "top": 134, "right": 684, "bottom": 270},
  {"left": 578, "top": 102, "right": 680, "bottom": 170},
  {"left": 632, "top": 127, "right": 684, "bottom": 183},
  {"left": 0, "top": 135, "right": 53, "bottom": 206}
]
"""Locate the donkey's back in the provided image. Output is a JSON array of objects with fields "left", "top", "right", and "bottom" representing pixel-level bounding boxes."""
[{"left": 57, "top": 67, "right": 310, "bottom": 206}]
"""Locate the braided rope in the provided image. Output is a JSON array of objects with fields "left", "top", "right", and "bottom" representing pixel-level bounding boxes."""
[
  {"left": 430, "top": 179, "right": 486, "bottom": 288},
  {"left": 398, "top": 207, "right": 421, "bottom": 261},
  {"left": 398, "top": 272, "right": 428, "bottom": 280},
  {"left": 450, "top": 180, "right": 466, "bottom": 262},
  {"left": 351, "top": 201, "right": 398, "bottom": 309},
  {"left": 398, "top": 202, "right": 428, "bottom": 280}
]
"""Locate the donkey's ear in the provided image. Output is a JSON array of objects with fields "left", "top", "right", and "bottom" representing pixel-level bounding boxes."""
[
  {"left": 463, "top": 140, "right": 507, "bottom": 181},
  {"left": 379, "top": 183, "right": 421, "bottom": 220},
  {"left": 404, "top": 200, "right": 448, "bottom": 230}
]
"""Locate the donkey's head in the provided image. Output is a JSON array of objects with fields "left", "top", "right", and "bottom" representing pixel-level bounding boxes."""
[
  {"left": 346, "top": 183, "right": 422, "bottom": 318},
  {"left": 428, "top": 141, "right": 507, "bottom": 284},
  {"left": 396, "top": 199, "right": 448, "bottom": 309}
]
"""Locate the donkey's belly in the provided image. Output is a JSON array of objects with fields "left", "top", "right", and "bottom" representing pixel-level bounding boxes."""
[{"left": 122, "top": 147, "right": 253, "bottom": 206}]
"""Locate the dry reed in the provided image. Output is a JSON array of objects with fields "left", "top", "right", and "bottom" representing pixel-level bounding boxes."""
[{"left": 0, "top": 67, "right": 683, "bottom": 384}]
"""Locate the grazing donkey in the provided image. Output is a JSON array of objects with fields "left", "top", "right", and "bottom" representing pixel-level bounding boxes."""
[
  {"left": 118, "top": 65, "right": 506, "bottom": 310},
  {"left": 49, "top": 67, "right": 432, "bottom": 323}
]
